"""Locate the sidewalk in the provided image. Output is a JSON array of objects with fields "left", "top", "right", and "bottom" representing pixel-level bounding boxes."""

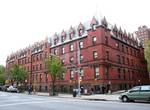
[{"left": 26, "top": 92, "right": 120, "bottom": 101}]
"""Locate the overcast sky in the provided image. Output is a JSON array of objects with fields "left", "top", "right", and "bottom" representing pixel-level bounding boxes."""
[{"left": 0, "top": 0, "right": 150, "bottom": 66}]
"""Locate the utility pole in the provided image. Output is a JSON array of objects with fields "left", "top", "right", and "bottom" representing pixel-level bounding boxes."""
[{"left": 77, "top": 41, "right": 81, "bottom": 97}]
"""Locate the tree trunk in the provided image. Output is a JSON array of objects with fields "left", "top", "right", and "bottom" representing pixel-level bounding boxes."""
[{"left": 52, "top": 80, "right": 55, "bottom": 96}]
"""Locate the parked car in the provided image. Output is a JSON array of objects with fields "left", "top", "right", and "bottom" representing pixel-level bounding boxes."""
[
  {"left": 7, "top": 85, "right": 19, "bottom": 93},
  {"left": 2, "top": 85, "right": 9, "bottom": 91},
  {"left": 119, "top": 85, "right": 150, "bottom": 102}
]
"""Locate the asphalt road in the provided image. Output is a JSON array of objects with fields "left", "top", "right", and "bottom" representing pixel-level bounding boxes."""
[{"left": 0, "top": 91, "right": 150, "bottom": 110}]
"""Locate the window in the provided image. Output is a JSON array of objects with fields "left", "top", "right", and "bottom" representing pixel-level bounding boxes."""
[
  {"left": 123, "top": 69, "right": 125, "bottom": 80},
  {"left": 93, "top": 51, "right": 98, "bottom": 59},
  {"left": 79, "top": 41, "right": 83, "bottom": 49},
  {"left": 54, "top": 49, "right": 58, "bottom": 55},
  {"left": 27, "top": 66, "right": 29, "bottom": 72},
  {"left": 126, "top": 47, "right": 128, "bottom": 54},
  {"left": 45, "top": 52, "right": 47, "bottom": 58},
  {"left": 45, "top": 73, "right": 48, "bottom": 82},
  {"left": 70, "top": 70, "right": 74, "bottom": 79},
  {"left": 32, "top": 75, "right": 34, "bottom": 82},
  {"left": 79, "top": 29, "right": 83, "bottom": 36},
  {"left": 40, "top": 64, "right": 42, "bottom": 70},
  {"left": 70, "top": 44, "right": 74, "bottom": 52},
  {"left": 80, "top": 54, "right": 83, "bottom": 62},
  {"left": 36, "top": 55, "right": 39, "bottom": 61},
  {"left": 40, "top": 54, "right": 42, "bottom": 60},
  {"left": 117, "top": 55, "right": 121, "bottom": 64},
  {"left": 36, "top": 74, "right": 38, "bottom": 80},
  {"left": 40, "top": 74, "right": 42, "bottom": 82},
  {"left": 141, "top": 86, "right": 150, "bottom": 91},
  {"left": 128, "top": 70, "right": 131, "bottom": 80},
  {"left": 92, "top": 24, "right": 96, "bottom": 30},
  {"left": 94, "top": 67, "right": 99, "bottom": 78},
  {"left": 105, "top": 36, "right": 108, "bottom": 45},
  {"left": 134, "top": 50, "right": 136, "bottom": 56},
  {"left": 62, "top": 59, "right": 65, "bottom": 65},
  {"left": 80, "top": 68, "right": 84, "bottom": 76},
  {"left": 70, "top": 57, "right": 74, "bottom": 63},
  {"left": 118, "top": 68, "right": 121, "bottom": 79},
  {"left": 122, "top": 44, "right": 124, "bottom": 52},
  {"left": 54, "top": 39, "right": 57, "bottom": 45},
  {"left": 131, "top": 59, "right": 133, "bottom": 66},
  {"left": 25, "top": 58, "right": 27, "bottom": 64},
  {"left": 127, "top": 58, "right": 129, "bottom": 65},
  {"left": 61, "top": 36, "right": 65, "bottom": 42},
  {"left": 116, "top": 42, "right": 119, "bottom": 49},
  {"left": 92, "top": 36, "right": 97, "bottom": 44},
  {"left": 61, "top": 47, "right": 65, "bottom": 54},
  {"left": 130, "top": 49, "right": 132, "bottom": 55},
  {"left": 130, "top": 87, "right": 140, "bottom": 92},
  {"left": 70, "top": 33, "right": 74, "bottom": 39},
  {"left": 105, "top": 51, "right": 109, "bottom": 60},
  {"left": 122, "top": 56, "right": 125, "bottom": 64},
  {"left": 105, "top": 67, "right": 109, "bottom": 79},
  {"left": 36, "top": 64, "right": 38, "bottom": 71}
]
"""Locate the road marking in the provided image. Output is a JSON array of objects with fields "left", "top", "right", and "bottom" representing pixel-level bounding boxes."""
[{"left": 0, "top": 100, "right": 62, "bottom": 107}]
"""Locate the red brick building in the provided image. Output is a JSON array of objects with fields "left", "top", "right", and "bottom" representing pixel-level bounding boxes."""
[
  {"left": 6, "top": 16, "right": 149, "bottom": 93},
  {"left": 134, "top": 25, "right": 150, "bottom": 46}
]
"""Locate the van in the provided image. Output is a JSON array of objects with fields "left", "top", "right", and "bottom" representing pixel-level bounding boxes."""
[{"left": 119, "top": 85, "right": 150, "bottom": 102}]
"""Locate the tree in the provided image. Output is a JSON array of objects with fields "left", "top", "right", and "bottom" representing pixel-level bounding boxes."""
[
  {"left": 11, "top": 64, "right": 28, "bottom": 85},
  {"left": 145, "top": 40, "right": 150, "bottom": 72},
  {"left": 45, "top": 55, "right": 66, "bottom": 96},
  {"left": 0, "top": 65, "right": 5, "bottom": 85}
]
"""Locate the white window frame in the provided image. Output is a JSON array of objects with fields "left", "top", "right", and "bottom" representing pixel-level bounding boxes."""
[
  {"left": 79, "top": 41, "right": 83, "bottom": 49},
  {"left": 70, "top": 44, "right": 74, "bottom": 51},
  {"left": 93, "top": 51, "right": 98, "bottom": 59},
  {"left": 70, "top": 70, "right": 74, "bottom": 79},
  {"left": 92, "top": 36, "right": 97, "bottom": 44},
  {"left": 95, "top": 67, "right": 99, "bottom": 77}
]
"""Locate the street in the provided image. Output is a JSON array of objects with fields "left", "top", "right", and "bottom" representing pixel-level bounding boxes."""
[{"left": 0, "top": 91, "right": 150, "bottom": 110}]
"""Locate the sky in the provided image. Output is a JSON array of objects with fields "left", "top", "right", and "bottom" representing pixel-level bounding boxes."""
[{"left": 0, "top": 0, "right": 150, "bottom": 66}]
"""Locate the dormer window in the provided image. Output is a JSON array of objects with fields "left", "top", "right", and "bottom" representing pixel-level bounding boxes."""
[
  {"left": 54, "top": 39, "right": 57, "bottom": 45},
  {"left": 61, "top": 36, "right": 65, "bottom": 42},
  {"left": 70, "top": 33, "right": 74, "bottom": 39},
  {"left": 61, "top": 30, "right": 66, "bottom": 42},
  {"left": 92, "top": 24, "right": 96, "bottom": 30},
  {"left": 69, "top": 27, "right": 75, "bottom": 39},
  {"left": 79, "top": 29, "right": 83, "bottom": 36},
  {"left": 54, "top": 34, "right": 59, "bottom": 45},
  {"left": 90, "top": 17, "right": 98, "bottom": 31},
  {"left": 78, "top": 23, "right": 84, "bottom": 36},
  {"left": 54, "top": 49, "right": 58, "bottom": 55}
]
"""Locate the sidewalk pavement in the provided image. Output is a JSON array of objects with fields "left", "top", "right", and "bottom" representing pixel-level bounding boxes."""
[{"left": 25, "top": 92, "right": 120, "bottom": 101}]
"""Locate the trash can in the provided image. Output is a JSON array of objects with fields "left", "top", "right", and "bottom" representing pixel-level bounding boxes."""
[{"left": 73, "top": 89, "right": 77, "bottom": 97}]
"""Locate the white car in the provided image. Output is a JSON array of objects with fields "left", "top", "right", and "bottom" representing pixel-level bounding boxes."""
[{"left": 7, "top": 86, "right": 19, "bottom": 93}]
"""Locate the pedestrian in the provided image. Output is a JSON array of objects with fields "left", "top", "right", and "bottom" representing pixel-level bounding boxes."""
[{"left": 28, "top": 85, "right": 32, "bottom": 95}]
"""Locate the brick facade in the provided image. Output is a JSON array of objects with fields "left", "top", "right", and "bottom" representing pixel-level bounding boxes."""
[{"left": 6, "top": 16, "right": 149, "bottom": 93}]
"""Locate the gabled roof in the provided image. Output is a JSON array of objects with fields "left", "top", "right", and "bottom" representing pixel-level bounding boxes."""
[
  {"left": 101, "top": 16, "right": 108, "bottom": 27},
  {"left": 90, "top": 16, "right": 98, "bottom": 26},
  {"left": 119, "top": 27, "right": 123, "bottom": 34},
  {"left": 78, "top": 22, "right": 84, "bottom": 30},
  {"left": 124, "top": 29, "right": 127, "bottom": 36},
  {"left": 113, "top": 24, "right": 118, "bottom": 32},
  {"left": 61, "top": 30, "right": 66, "bottom": 36}
]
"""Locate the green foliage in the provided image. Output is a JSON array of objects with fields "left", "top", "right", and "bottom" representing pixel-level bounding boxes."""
[
  {"left": 0, "top": 65, "right": 5, "bottom": 74},
  {"left": 0, "top": 65, "right": 5, "bottom": 84},
  {"left": 11, "top": 64, "right": 28, "bottom": 83},
  {"left": 45, "top": 55, "right": 66, "bottom": 95},
  {"left": 145, "top": 40, "right": 150, "bottom": 72}
]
